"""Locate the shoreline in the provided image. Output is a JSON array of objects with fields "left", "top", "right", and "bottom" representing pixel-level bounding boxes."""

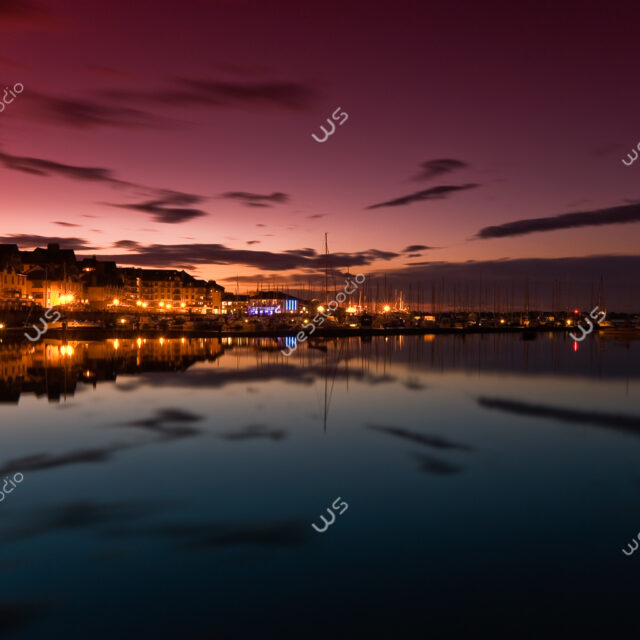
[{"left": 0, "top": 325, "right": 609, "bottom": 343}]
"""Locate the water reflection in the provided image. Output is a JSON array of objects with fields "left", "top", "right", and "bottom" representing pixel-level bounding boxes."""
[
  {"left": 0, "top": 334, "right": 639, "bottom": 637},
  {"left": 1, "top": 333, "right": 638, "bottom": 404}
]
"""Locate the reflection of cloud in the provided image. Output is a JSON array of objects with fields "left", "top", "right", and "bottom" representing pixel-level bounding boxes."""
[
  {"left": 403, "top": 377, "right": 426, "bottom": 390},
  {"left": 0, "top": 500, "right": 164, "bottom": 543},
  {"left": 130, "top": 519, "right": 312, "bottom": 548},
  {"left": 131, "top": 365, "right": 395, "bottom": 390},
  {"left": 367, "top": 424, "right": 474, "bottom": 451},
  {"left": 118, "top": 407, "right": 204, "bottom": 440},
  {"left": 413, "top": 453, "right": 464, "bottom": 475},
  {"left": 477, "top": 397, "right": 640, "bottom": 436},
  {"left": 220, "top": 424, "right": 287, "bottom": 441},
  {"left": 0, "top": 444, "right": 129, "bottom": 475}
]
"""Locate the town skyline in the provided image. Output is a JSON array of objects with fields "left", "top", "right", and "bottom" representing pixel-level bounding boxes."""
[{"left": 1, "top": 0, "right": 639, "bottom": 309}]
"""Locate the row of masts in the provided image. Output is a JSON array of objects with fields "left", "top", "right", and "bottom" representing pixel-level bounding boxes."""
[{"left": 234, "top": 234, "right": 607, "bottom": 313}]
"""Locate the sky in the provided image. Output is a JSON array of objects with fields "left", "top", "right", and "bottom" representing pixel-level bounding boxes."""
[{"left": 1, "top": 0, "right": 640, "bottom": 307}]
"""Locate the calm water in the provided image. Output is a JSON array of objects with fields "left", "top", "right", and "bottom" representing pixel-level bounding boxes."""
[{"left": 0, "top": 333, "right": 639, "bottom": 638}]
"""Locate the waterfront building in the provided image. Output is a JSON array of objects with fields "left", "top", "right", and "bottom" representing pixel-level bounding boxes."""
[{"left": 0, "top": 244, "right": 27, "bottom": 303}]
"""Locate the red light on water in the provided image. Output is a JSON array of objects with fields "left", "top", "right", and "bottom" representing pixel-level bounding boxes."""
[{"left": 573, "top": 341, "right": 578, "bottom": 352}]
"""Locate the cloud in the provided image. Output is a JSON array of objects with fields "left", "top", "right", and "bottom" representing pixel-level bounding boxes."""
[
  {"left": 412, "top": 158, "right": 468, "bottom": 181},
  {"left": 0, "top": 150, "right": 131, "bottom": 187},
  {"left": 375, "top": 254, "right": 640, "bottom": 312},
  {"left": 365, "top": 184, "right": 478, "bottom": 210},
  {"left": 0, "top": 150, "right": 210, "bottom": 224},
  {"left": 307, "top": 214, "right": 325, "bottom": 219},
  {"left": 110, "top": 191, "right": 209, "bottom": 223},
  {"left": 53, "top": 221, "right": 80, "bottom": 228},
  {"left": 103, "top": 77, "right": 315, "bottom": 111},
  {"left": 246, "top": 240, "right": 260, "bottom": 245},
  {"left": 26, "top": 92, "right": 170, "bottom": 129},
  {"left": 219, "top": 424, "right": 287, "bottom": 441},
  {"left": 0, "top": 234, "right": 98, "bottom": 249},
  {"left": 85, "top": 243, "right": 399, "bottom": 271},
  {"left": 475, "top": 202, "right": 640, "bottom": 239},
  {"left": 402, "top": 244, "right": 431, "bottom": 253},
  {"left": 112, "top": 240, "right": 141, "bottom": 250},
  {"left": 367, "top": 424, "right": 474, "bottom": 451},
  {"left": 477, "top": 397, "right": 640, "bottom": 437},
  {"left": 220, "top": 191, "right": 288, "bottom": 207}
]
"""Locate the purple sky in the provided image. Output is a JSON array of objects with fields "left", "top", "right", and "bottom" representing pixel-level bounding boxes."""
[{"left": 1, "top": 0, "right": 640, "bottom": 307}]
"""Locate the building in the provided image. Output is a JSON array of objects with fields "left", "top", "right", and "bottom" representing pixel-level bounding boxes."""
[
  {"left": 0, "top": 245, "right": 27, "bottom": 303},
  {"left": 247, "top": 291, "right": 300, "bottom": 315},
  {"left": 79, "top": 258, "right": 125, "bottom": 310},
  {"left": 21, "top": 244, "right": 83, "bottom": 307},
  {"left": 118, "top": 268, "right": 222, "bottom": 312}
]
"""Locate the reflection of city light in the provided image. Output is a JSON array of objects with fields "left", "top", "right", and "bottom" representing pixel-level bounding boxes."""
[
  {"left": 113, "top": 299, "right": 119, "bottom": 306},
  {"left": 383, "top": 305, "right": 391, "bottom": 312},
  {"left": 137, "top": 337, "right": 142, "bottom": 348},
  {"left": 113, "top": 339, "right": 119, "bottom": 350},
  {"left": 159, "top": 337, "right": 165, "bottom": 345},
  {"left": 181, "top": 337, "right": 185, "bottom": 343}
]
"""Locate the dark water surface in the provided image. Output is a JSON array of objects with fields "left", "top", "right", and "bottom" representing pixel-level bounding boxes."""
[{"left": 0, "top": 334, "right": 639, "bottom": 638}]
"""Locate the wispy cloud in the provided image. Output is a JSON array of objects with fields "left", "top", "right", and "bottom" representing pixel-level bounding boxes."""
[
  {"left": 220, "top": 191, "right": 288, "bottom": 207},
  {"left": 109, "top": 191, "right": 209, "bottom": 224},
  {"left": 475, "top": 202, "right": 640, "bottom": 239},
  {"left": 365, "top": 184, "right": 478, "bottom": 210},
  {"left": 0, "top": 150, "right": 211, "bottom": 224},
  {"left": 102, "top": 77, "right": 315, "bottom": 112},
  {"left": 0, "top": 234, "right": 98, "bottom": 250},
  {"left": 87, "top": 243, "right": 399, "bottom": 271},
  {"left": 411, "top": 158, "right": 468, "bottom": 181}
]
